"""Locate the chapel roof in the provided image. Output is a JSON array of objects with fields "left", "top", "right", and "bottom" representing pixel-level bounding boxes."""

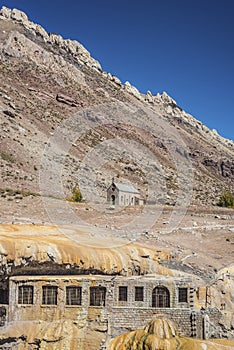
[{"left": 114, "top": 182, "right": 140, "bottom": 194}]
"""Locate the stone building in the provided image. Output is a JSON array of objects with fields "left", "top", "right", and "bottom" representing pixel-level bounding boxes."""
[
  {"left": 0, "top": 273, "right": 221, "bottom": 341},
  {"left": 107, "top": 179, "right": 144, "bottom": 206}
]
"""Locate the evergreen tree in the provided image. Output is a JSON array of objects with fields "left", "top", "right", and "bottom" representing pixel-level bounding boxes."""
[{"left": 71, "top": 185, "right": 83, "bottom": 202}]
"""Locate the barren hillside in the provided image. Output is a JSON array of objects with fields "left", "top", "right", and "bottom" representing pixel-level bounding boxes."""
[{"left": 0, "top": 6, "right": 233, "bottom": 211}]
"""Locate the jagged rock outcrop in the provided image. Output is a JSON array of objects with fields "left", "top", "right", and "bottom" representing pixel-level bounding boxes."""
[
  {"left": 56, "top": 93, "right": 83, "bottom": 107},
  {"left": 0, "top": 6, "right": 102, "bottom": 72},
  {"left": 124, "top": 81, "right": 143, "bottom": 100},
  {"left": 0, "top": 29, "right": 87, "bottom": 86},
  {"left": 221, "top": 159, "right": 234, "bottom": 178}
]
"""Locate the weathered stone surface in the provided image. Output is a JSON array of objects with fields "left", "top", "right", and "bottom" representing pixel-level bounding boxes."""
[
  {"left": 145, "top": 90, "right": 154, "bottom": 103},
  {"left": 0, "top": 31, "right": 86, "bottom": 86},
  {"left": 0, "top": 6, "right": 102, "bottom": 71},
  {"left": 35, "top": 24, "right": 49, "bottom": 41},
  {"left": 56, "top": 93, "right": 81, "bottom": 107},
  {"left": 221, "top": 159, "right": 234, "bottom": 178},
  {"left": 203, "top": 158, "right": 218, "bottom": 168},
  {"left": 0, "top": 224, "right": 172, "bottom": 276},
  {"left": 49, "top": 33, "right": 64, "bottom": 46},
  {"left": 111, "top": 75, "right": 122, "bottom": 86},
  {"left": 0, "top": 6, "right": 11, "bottom": 19},
  {"left": 0, "top": 320, "right": 104, "bottom": 350},
  {"left": 161, "top": 91, "right": 177, "bottom": 105},
  {"left": 124, "top": 81, "right": 143, "bottom": 100},
  {"left": 11, "top": 8, "right": 28, "bottom": 22},
  {"left": 108, "top": 318, "right": 234, "bottom": 349}
]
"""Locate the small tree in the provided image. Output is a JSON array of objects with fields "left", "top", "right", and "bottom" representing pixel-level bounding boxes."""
[
  {"left": 218, "top": 191, "right": 234, "bottom": 208},
  {"left": 70, "top": 185, "right": 83, "bottom": 202}
]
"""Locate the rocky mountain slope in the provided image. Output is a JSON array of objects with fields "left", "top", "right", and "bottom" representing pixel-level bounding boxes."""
[{"left": 0, "top": 6, "right": 233, "bottom": 210}]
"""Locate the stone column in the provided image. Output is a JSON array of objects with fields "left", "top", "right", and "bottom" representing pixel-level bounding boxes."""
[
  {"left": 191, "top": 311, "right": 197, "bottom": 337},
  {"left": 189, "top": 287, "right": 194, "bottom": 309},
  {"left": 203, "top": 314, "right": 210, "bottom": 340}
]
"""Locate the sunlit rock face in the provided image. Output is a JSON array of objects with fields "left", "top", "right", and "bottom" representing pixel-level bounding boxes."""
[
  {"left": 0, "top": 320, "right": 104, "bottom": 349},
  {"left": 145, "top": 319, "right": 177, "bottom": 339},
  {"left": 0, "top": 224, "right": 172, "bottom": 276},
  {"left": 107, "top": 318, "right": 234, "bottom": 350},
  {"left": 209, "top": 266, "right": 234, "bottom": 333}
]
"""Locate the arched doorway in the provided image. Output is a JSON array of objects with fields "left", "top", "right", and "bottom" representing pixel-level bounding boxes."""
[
  {"left": 152, "top": 286, "right": 170, "bottom": 307},
  {"left": 111, "top": 195, "right": 115, "bottom": 206}
]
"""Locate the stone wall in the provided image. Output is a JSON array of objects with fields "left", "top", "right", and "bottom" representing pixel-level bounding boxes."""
[
  {"left": 110, "top": 307, "right": 192, "bottom": 337},
  {"left": 5, "top": 274, "right": 225, "bottom": 341},
  {"left": 110, "top": 308, "right": 224, "bottom": 340}
]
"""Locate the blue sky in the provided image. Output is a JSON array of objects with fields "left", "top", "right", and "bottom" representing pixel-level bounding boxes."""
[{"left": 1, "top": 0, "right": 234, "bottom": 140}]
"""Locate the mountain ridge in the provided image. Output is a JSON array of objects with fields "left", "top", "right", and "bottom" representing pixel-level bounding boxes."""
[
  {"left": 0, "top": 5, "right": 233, "bottom": 144},
  {"left": 0, "top": 6, "right": 233, "bottom": 209}
]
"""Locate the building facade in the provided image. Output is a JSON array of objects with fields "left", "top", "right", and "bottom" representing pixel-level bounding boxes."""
[
  {"left": 107, "top": 180, "right": 144, "bottom": 206},
  {"left": 0, "top": 273, "right": 224, "bottom": 343}
]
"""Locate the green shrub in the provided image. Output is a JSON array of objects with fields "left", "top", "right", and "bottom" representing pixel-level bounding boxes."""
[
  {"left": 69, "top": 185, "right": 83, "bottom": 202},
  {"left": 0, "top": 188, "right": 39, "bottom": 197},
  {"left": 218, "top": 191, "right": 234, "bottom": 208},
  {"left": 0, "top": 151, "right": 15, "bottom": 163}
]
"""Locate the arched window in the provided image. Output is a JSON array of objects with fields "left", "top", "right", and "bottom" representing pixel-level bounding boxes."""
[{"left": 152, "top": 286, "right": 170, "bottom": 308}]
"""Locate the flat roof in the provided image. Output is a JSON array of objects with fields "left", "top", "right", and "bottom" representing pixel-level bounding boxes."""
[{"left": 9, "top": 274, "right": 192, "bottom": 283}]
